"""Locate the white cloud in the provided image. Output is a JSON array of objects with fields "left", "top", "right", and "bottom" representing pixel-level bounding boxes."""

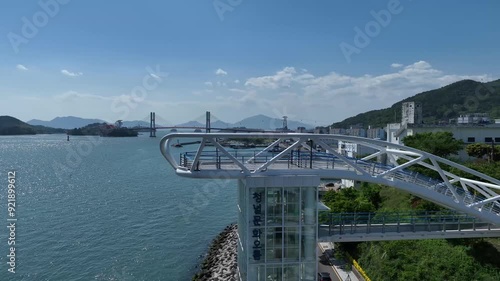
[
  {"left": 61, "top": 69, "right": 83, "bottom": 77},
  {"left": 239, "top": 61, "right": 493, "bottom": 124},
  {"left": 16, "top": 64, "right": 28, "bottom": 71},
  {"left": 216, "top": 68, "right": 228, "bottom": 76},
  {"left": 7, "top": 61, "right": 494, "bottom": 127},
  {"left": 234, "top": 79, "right": 240, "bottom": 84},
  {"left": 150, "top": 73, "right": 160, "bottom": 80},
  {"left": 245, "top": 66, "right": 297, "bottom": 89},
  {"left": 53, "top": 91, "right": 111, "bottom": 101},
  {"left": 391, "top": 63, "right": 403, "bottom": 68},
  {"left": 229, "top": 88, "right": 247, "bottom": 94}
]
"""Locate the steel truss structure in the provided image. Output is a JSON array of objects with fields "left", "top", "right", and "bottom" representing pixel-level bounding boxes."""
[{"left": 160, "top": 133, "right": 500, "bottom": 225}]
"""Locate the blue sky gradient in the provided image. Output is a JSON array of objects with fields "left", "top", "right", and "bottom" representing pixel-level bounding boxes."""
[{"left": 1, "top": 0, "right": 499, "bottom": 125}]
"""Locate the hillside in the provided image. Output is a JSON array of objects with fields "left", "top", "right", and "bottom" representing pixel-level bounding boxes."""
[
  {"left": 332, "top": 79, "right": 500, "bottom": 128},
  {"left": 232, "top": 114, "right": 313, "bottom": 130},
  {"left": 0, "top": 116, "right": 37, "bottom": 135},
  {"left": 0, "top": 116, "right": 66, "bottom": 135}
]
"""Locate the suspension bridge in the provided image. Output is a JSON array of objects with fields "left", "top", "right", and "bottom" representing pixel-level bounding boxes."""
[
  {"left": 131, "top": 112, "right": 272, "bottom": 137},
  {"left": 159, "top": 132, "right": 500, "bottom": 280}
]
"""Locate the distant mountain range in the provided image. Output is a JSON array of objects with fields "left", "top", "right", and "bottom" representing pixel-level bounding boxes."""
[
  {"left": 230, "top": 114, "right": 313, "bottom": 130},
  {"left": 26, "top": 115, "right": 314, "bottom": 131},
  {"left": 28, "top": 116, "right": 107, "bottom": 129},
  {"left": 331, "top": 78, "right": 500, "bottom": 128},
  {"left": 12, "top": 78, "right": 500, "bottom": 134},
  {"left": 176, "top": 114, "right": 312, "bottom": 130},
  {"left": 27, "top": 117, "right": 157, "bottom": 130}
]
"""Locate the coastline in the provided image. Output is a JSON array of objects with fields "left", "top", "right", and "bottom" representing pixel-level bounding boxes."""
[{"left": 193, "top": 224, "right": 239, "bottom": 281}]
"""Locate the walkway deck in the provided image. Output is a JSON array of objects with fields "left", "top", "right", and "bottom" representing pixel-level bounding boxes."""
[{"left": 319, "top": 211, "right": 500, "bottom": 242}]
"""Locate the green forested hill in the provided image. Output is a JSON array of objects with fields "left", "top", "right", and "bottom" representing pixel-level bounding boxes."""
[
  {"left": 0, "top": 116, "right": 65, "bottom": 135},
  {"left": 0, "top": 115, "right": 36, "bottom": 135},
  {"left": 332, "top": 79, "right": 500, "bottom": 128}
]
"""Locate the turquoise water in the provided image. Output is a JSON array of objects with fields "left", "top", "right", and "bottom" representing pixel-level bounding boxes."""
[{"left": 0, "top": 134, "right": 237, "bottom": 281}]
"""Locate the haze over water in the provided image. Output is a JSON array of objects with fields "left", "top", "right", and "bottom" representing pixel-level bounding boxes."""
[{"left": 0, "top": 133, "right": 237, "bottom": 281}]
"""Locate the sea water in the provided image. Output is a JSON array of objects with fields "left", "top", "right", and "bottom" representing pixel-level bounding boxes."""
[{"left": 0, "top": 133, "right": 237, "bottom": 281}]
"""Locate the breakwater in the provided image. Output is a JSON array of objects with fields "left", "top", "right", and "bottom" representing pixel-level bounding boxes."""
[{"left": 193, "top": 224, "right": 239, "bottom": 281}]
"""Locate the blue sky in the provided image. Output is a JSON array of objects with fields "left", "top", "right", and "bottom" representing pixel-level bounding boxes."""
[{"left": 1, "top": 0, "right": 499, "bottom": 126}]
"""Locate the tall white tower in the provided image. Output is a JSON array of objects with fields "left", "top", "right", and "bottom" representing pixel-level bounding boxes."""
[{"left": 401, "top": 102, "right": 422, "bottom": 124}]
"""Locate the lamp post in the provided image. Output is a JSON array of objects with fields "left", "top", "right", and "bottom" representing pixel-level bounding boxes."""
[
  {"left": 491, "top": 139, "right": 495, "bottom": 162},
  {"left": 308, "top": 139, "right": 313, "bottom": 169}
]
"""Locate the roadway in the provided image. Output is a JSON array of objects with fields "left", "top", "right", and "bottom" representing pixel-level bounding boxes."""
[{"left": 317, "top": 244, "right": 359, "bottom": 281}]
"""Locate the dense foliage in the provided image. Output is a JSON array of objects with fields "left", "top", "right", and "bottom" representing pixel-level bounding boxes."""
[
  {"left": 322, "top": 184, "right": 500, "bottom": 280},
  {"left": 331, "top": 79, "right": 500, "bottom": 128},
  {"left": 322, "top": 183, "right": 381, "bottom": 213},
  {"left": 402, "top": 131, "right": 464, "bottom": 158},
  {"left": 67, "top": 123, "right": 138, "bottom": 137},
  {"left": 320, "top": 131, "right": 500, "bottom": 280},
  {"left": 466, "top": 143, "right": 500, "bottom": 161},
  {"left": 67, "top": 123, "right": 103, "bottom": 135},
  {"left": 106, "top": 128, "right": 139, "bottom": 137},
  {"left": 358, "top": 239, "right": 500, "bottom": 281}
]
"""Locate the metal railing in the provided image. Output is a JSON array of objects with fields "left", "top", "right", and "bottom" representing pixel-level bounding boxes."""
[
  {"left": 178, "top": 149, "right": 500, "bottom": 217},
  {"left": 318, "top": 211, "right": 493, "bottom": 237}
]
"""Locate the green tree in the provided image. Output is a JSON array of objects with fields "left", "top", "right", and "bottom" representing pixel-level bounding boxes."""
[
  {"left": 466, "top": 143, "right": 500, "bottom": 161},
  {"left": 402, "top": 131, "right": 463, "bottom": 158}
]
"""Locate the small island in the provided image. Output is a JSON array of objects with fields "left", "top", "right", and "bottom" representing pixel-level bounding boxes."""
[{"left": 67, "top": 120, "right": 138, "bottom": 137}]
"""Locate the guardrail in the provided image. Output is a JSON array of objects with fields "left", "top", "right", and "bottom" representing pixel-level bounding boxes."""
[
  {"left": 319, "top": 211, "right": 493, "bottom": 237},
  {"left": 178, "top": 148, "right": 500, "bottom": 218}
]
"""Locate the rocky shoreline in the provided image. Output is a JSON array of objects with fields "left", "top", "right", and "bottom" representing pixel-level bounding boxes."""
[{"left": 193, "top": 224, "right": 239, "bottom": 281}]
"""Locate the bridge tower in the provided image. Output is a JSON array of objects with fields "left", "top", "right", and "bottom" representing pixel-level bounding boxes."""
[
  {"left": 206, "top": 111, "right": 211, "bottom": 133},
  {"left": 282, "top": 116, "right": 288, "bottom": 131},
  {"left": 150, "top": 112, "right": 156, "bottom": 137}
]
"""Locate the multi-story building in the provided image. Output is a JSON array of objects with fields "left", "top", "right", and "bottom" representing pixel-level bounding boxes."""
[
  {"left": 367, "top": 127, "right": 386, "bottom": 139},
  {"left": 457, "top": 113, "right": 491, "bottom": 125},
  {"left": 329, "top": 127, "right": 346, "bottom": 135},
  {"left": 345, "top": 128, "right": 367, "bottom": 137}
]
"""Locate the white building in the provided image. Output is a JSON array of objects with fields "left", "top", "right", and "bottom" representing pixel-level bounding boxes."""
[
  {"left": 367, "top": 127, "right": 386, "bottom": 140},
  {"left": 387, "top": 124, "right": 500, "bottom": 145},
  {"left": 457, "top": 113, "right": 491, "bottom": 124},
  {"left": 329, "top": 128, "right": 346, "bottom": 135},
  {"left": 387, "top": 104, "right": 500, "bottom": 158},
  {"left": 337, "top": 140, "right": 377, "bottom": 188}
]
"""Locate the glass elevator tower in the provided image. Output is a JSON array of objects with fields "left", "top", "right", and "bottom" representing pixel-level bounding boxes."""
[{"left": 237, "top": 176, "right": 319, "bottom": 281}]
